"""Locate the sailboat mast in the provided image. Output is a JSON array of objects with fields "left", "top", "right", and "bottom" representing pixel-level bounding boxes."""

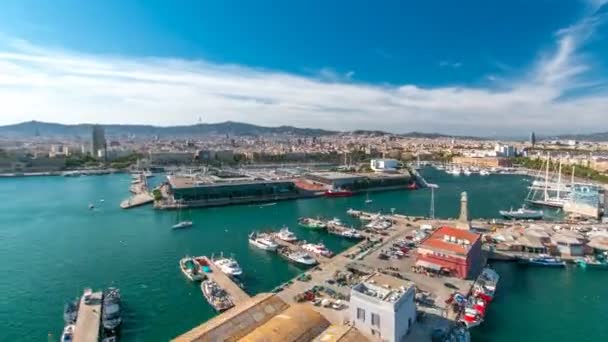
[
  {"left": 557, "top": 159, "right": 562, "bottom": 199},
  {"left": 544, "top": 157, "right": 550, "bottom": 201}
]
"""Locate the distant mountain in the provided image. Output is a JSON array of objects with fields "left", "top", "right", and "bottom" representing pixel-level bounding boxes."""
[
  {"left": 0, "top": 121, "right": 336, "bottom": 138},
  {"left": 554, "top": 132, "right": 608, "bottom": 142}
]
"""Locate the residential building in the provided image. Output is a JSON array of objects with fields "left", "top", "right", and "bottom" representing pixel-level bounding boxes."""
[
  {"left": 91, "top": 125, "right": 106, "bottom": 159},
  {"left": 416, "top": 226, "right": 483, "bottom": 279},
  {"left": 350, "top": 273, "right": 416, "bottom": 342}
]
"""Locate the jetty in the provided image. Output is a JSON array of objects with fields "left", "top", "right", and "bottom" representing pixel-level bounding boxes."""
[
  {"left": 199, "top": 256, "right": 250, "bottom": 306},
  {"left": 120, "top": 192, "right": 154, "bottom": 209},
  {"left": 271, "top": 238, "right": 332, "bottom": 264},
  {"left": 73, "top": 290, "right": 102, "bottom": 342}
]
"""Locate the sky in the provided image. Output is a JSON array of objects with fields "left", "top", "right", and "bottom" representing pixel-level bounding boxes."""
[{"left": 0, "top": 0, "right": 607, "bottom": 136}]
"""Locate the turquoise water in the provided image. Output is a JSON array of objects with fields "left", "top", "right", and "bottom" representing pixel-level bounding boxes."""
[{"left": 0, "top": 169, "right": 600, "bottom": 341}]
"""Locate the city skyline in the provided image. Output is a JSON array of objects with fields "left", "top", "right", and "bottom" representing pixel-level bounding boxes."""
[{"left": 0, "top": 0, "right": 607, "bottom": 135}]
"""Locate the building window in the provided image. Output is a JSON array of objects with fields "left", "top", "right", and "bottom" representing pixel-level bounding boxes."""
[
  {"left": 357, "top": 308, "right": 365, "bottom": 322},
  {"left": 371, "top": 313, "right": 380, "bottom": 327}
]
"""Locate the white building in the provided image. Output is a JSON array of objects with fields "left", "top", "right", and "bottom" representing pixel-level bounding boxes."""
[
  {"left": 370, "top": 159, "right": 399, "bottom": 172},
  {"left": 350, "top": 273, "right": 416, "bottom": 342}
]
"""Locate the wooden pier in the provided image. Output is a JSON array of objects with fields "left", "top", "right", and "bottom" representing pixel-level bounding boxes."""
[
  {"left": 73, "top": 290, "right": 102, "bottom": 342},
  {"left": 200, "top": 257, "right": 250, "bottom": 306}
]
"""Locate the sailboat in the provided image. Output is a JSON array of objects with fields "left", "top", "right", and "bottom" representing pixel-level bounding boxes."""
[
  {"left": 525, "top": 157, "right": 570, "bottom": 208},
  {"left": 365, "top": 192, "right": 373, "bottom": 204},
  {"left": 172, "top": 201, "right": 193, "bottom": 229}
]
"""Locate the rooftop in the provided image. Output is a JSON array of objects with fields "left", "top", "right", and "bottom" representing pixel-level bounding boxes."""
[
  {"left": 352, "top": 273, "right": 414, "bottom": 304},
  {"left": 419, "top": 226, "right": 481, "bottom": 256},
  {"left": 307, "top": 171, "right": 364, "bottom": 180},
  {"left": 168, "top": 174, "right": 292, "bottom": 189}
]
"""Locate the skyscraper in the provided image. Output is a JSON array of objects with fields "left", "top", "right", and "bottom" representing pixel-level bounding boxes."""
[
  {"left": 530, "top": 131, "right": 536, "bottom": 146},
  {"left": 91, "top": 125, "right": 106, "bottom": 159}
]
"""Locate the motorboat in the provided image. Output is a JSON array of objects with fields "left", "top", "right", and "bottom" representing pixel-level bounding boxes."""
[
  {"left": 499, "top": 207, "right": 544, "bottom": 220},
  {"left": 248, "top": 232, "right": 279, "bottom": 251},
  {"left": 447, "top": 167, "right": 462, "bottom": 176},
  {"left": 180, "top": 257, "right": 206, "bottom": 281},
  {"left": 278, "top": 247, "right": 318, "bottom": 266},
  {"left": 364, "top": 193, "right": 373, "bottom": 204},
  {"left": 479, "top": 169, "right": 490, "bottom": 176},
  {"left": 201, "top": 280, "right": 234, "bottom": 312},
  {"left": 302, "top": 243, "right": 334, "bottom": 257},
  {"left": 520, "top": 255, "right": 566, "bottom": 267},
  {"left": 326, "top": 218, "right": 343, "bottom": 227},
  {"left": 473, "top": 267, "right": 500, "bottom": 302},
  {"left": 213, "top": 254, "right": 243, "bottom": 277},
  {"left": 366, "top": 218, "right": 392, "bottom": 230},
  {"left": 574, "top": 257, "right": 608, "bottom": 269},
  {"left": 298, "top": 217, "right": 326, "bottom": 230},
  {"left": 60, "top": 324, "right": 75, "bottom": 342},
  {"left": 338, "top": 228, "right": 363, "bottom": 240},
  {"left": 172, "top": 220, "right": 193, "bottom": 230},
  {"left": 276, "top": 226, "right": 298, "bottom": 242},
  {"left": 463, "top": 168, "right": 472, "bottom": 176},
  {"left": 63, "top": 299, "right": 79, "bottom": 324},
  {"left": 88, "top": 203, "right": 95, "bottom": 210},
  {"left": 102, "top": 287, "right": 122, "bottom": 330}
]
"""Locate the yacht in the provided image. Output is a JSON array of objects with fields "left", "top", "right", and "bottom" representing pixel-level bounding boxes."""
[
  {"left": 278, "top": 247, "right": 318, "bottom": 266},
  {"left": 102, "top": 287, "right": 122, "bottom": 330},
  {"left": 337, "top": 228, "right": 363, "bottom": 240},
  {"left": 298, "top": 217, "right": 327, "bottom": 230},
  {"left": 520, "top": 255, "right": 566, "bottom": 267},
  {"left": 172, "top": 220, "right": 193, "bottom": 230},
  {"left": 63, "top": 299, "right": 79, "bottom": 324},
  {"left": 201, "top": 280, "right": 234, "bottom": 312},
  {"left": 248, "top": 232, "right": 279, "bottom": 251},
  {"left": 463, "top": 168, "right": 472, "bottom": 176},
  {"left": 60, "top": 324, "right": 75, "bottom": 342},
  {"left": 276, "top": 226, "right": 298, "bottom": 242},
  {"left": 213, "top": 254, "right": 243, "bottom": 277},
  {"left": 447, "top": 167, "right": 462, "bottom": 176},
  {"left": 302, "top": 243, "right": 334, "bottom": 257},
  {"left": 326, "top": 218, "right": 343, "bottom": 227},
  {"left": 179, "top": 257, "right": 206, "bottom": 281},
  {"left": 499, "top": 207, "right": 544, "bottom": 220},
  {"left": 479, "top": 169, "right": 490, "bottom": 176}
]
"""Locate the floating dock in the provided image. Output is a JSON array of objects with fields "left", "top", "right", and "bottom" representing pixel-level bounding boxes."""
[
  {"left": 200, "top": 256, "right": 250, "bottom": 306},
  {"left": 73, "top": 290, "right": 102, "bottom": 342}
]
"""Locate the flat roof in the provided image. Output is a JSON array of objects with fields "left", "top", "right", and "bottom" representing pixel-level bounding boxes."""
[
  {"left": 307, "top": 171, "right": 364, "bottom": 180},
  {"left": 168, "top": 175, "right": 293, "bottom": 189},
  {"left": 352, "top": 273, "right": 414, "bottom": 304}
]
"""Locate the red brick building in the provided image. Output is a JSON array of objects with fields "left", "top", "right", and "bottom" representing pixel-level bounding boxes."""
[{"left": 416, "top": 226, "right": 483, "bottom": 279}]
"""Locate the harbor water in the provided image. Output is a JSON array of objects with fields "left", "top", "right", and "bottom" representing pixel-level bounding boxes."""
[{"left": 0, "top": 168, "right": 605, "bottom": 341}]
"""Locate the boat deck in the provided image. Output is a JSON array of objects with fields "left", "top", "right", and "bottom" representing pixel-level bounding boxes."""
[
  {"left": 73, "top": 291, "right": 102, "bottom": 342},
  {"left": 272, "top": 239, "right": 331, "bottom": 264},
  {"left": 200, "top": 256, "right": 250, "bottom": 306}
]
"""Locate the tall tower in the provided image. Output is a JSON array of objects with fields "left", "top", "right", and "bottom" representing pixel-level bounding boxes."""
[
  {"left": 456, "top": 191, "right": 471, "bottom": 230},
  {"left": 91, "top": 125, "right": 106, "bottom": 160},
  {"left": 530, "top": 131, "right": 536, "bottom": 147}
]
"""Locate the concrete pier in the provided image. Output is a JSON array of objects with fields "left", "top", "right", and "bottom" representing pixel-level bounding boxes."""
[
  {"left": 200, "top": 257, "right": 250, "bottom": 306},
  {"left": 73, "top": 290, "right": 102, "bottom": 342},
  {"left": 120, "top": 192, "right": 154, "bottom": 209},
  {"left": 271, "top": 238, "right": 332, "bottom": 264}
]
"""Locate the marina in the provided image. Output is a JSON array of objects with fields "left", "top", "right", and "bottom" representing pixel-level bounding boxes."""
[{"left": 2, "top": 169, "right": 608, "bottom": 341}]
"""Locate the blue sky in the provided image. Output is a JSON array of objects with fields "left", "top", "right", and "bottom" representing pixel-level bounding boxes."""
[{"left": 0, "top": 0, "right": 607, "bottom": 135}]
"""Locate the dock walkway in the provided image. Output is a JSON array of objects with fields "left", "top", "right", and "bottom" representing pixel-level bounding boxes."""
[
  {"left": 202, "top": 257, "right": 250, "bottom": 306},
  {"left": 120, "top": 192, "right": 154, "bottom": 209},
  {"left": 73, "top": 291, "right": 102, "bottom": 342}
]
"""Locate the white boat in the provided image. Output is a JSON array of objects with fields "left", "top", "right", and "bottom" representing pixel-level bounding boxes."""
[
  {"left": 276, "top": 226, "right": 298, "bottom": 242},
  {"left": 339, "top": 228, "right": 363, "bottom": 239},
  {"left": 172, "top": 221, "right": 193, "bottom": 230},
  {"left": 463, "top": 168, "right": 472, "bottom": 176},
  {"left": 447, "top": 167, "right": 462, "bottom": 176},
  {"left": 479, "top": 169, "right": 490, "bottom": 176},
  {"left": 364, "top": 193, "right": 373, "bottom": 204},
  {"left": 248, "top": 232, "right": 279, "bottom": 251},
  {"left": 88, "top": 203, "right": 95, "bottom": 210},
  {"left": 179, "top": 257, "right": 205, "bottom": 281},
  {"left": 366, "top": 219, "right": 392, "bottom": 230},
  {"left": 326, "top": 218, "right": 343, "bottom": 227},
  {"left": 61, "top": 324, "right": 75, "bottom": 342},
  {"left": 279, "top": 248, "right": 318, "bottom": 266},
  {"left": 302, "top": 243, "right": 334, "bottom": 257},
  {"left": 213, "top": 254, "right": 243, "bottom": 277}
]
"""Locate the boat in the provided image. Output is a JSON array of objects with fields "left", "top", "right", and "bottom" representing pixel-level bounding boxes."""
[
  {"left": 520, "top": 255, "right": 566, "bottom": 267},
  {"left": 364, "top": 193, "right": 373, "bottom": 204},
  {"left": 276, "top": 226, "right": 298, "bottom": 242},
  {"left": 298, "top": 217, "right": 327, "bottom": 230},
  {"left": 479, "top": 169, "right": 490, "bottom": 176},
  {"left": 201, "top": 280, "right": 234, "bottom": 312},
  {"left": 326, "top": 217, "right": 343, "bottom": 227},
  {"left": 336, "top": 227, "right": 363, "bottom": 240},
  {"left": 278, "top": 247, "right": 318, "bottom": 266},
  {"left": 473, "top": 267, "right": 499, "bottom": 302},
  {"left": 172, "top": 220, "right": 193, "bottom": 230},
  {"left": 212, "top": 254, "right": 243, "bottom": 277},
  {"left": 60, "top": 324, "right": 75, "bottom": 342},
  {"left": 406, "top": 182, "right": 418, "bottom": 190},
  {"left": 180, "top": 257, "right": 206, "bottom": 281},
  {"left": 463, "top": 168, "right": 472, "bottom": 176},
  {"left": 499, "top": 207, "right": 544, "bottom": 220},
  {"left": 447, "top": 167, "right": 462, "bottom": 176},
  {"left": 88, "top": 203, "right": 95, "bottom": 210},
  {"left": 63, "top": 299, "right": 79, "bottom": 324},
  {"left": 324, "top": 188, "right": 354, "bottom": 197},
  {"left": 248, "top": 232, "right": 279, "bottom": 251},
  {"left": 102, "top": 287, "right": 122, "bottom": 330},
  {"left": 574, "top": 257, "right": 608, "bottom": 269},
  {"left": 302, "top": 243, "right": 334, "bottom": 257}
]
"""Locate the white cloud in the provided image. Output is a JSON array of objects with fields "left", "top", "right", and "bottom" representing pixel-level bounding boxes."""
[
  {"left": 0, "top": 10, "right": 606, "bottom": 136},
  {"left": 439, "top": 61, "right": 462, "bottom": 68}
]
